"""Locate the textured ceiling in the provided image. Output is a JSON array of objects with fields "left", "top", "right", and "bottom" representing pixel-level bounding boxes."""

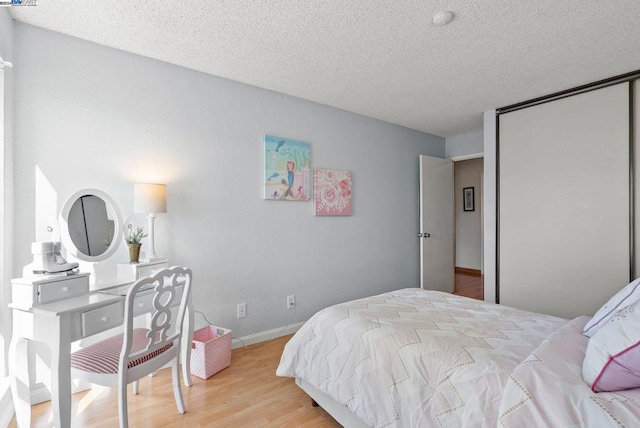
[{"left": 9, "top": 1, "right": 640, "bottom": 137}]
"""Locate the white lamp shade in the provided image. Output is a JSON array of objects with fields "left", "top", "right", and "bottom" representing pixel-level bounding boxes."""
[{"left": 134, "top": 183, "right": 167, "bottom": 214}]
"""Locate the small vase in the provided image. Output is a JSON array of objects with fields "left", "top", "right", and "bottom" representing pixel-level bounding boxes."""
[{"left": 128, "top": 243, "right": 142, "bottom": 264}]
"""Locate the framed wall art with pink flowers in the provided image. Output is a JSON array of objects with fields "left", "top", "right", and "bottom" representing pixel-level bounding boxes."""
[{"left": 314, "top": 168, "right": 352, "bottom": 216}]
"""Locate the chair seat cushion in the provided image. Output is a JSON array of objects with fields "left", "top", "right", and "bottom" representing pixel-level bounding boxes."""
[{"left": 71, "top": 328, "right": 172, "bottom": 374}]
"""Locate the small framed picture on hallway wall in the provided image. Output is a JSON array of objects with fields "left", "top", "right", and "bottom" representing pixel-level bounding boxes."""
[{"left": 463, "top": 187, "right": 475, "bottom": 212}]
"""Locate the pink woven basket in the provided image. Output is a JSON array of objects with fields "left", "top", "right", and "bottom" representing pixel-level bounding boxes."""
[{"left": 190, "top": 326, "right": 232, "bottom": 379}]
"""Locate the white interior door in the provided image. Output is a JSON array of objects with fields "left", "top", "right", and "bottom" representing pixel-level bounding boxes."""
[{"left": 420, "top": 155, "right": 454, "bottom": 292}]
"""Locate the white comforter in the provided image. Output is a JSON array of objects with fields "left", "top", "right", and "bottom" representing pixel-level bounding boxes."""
[{"left": 276, "top": 288, "right": 567, "bottom": 427}]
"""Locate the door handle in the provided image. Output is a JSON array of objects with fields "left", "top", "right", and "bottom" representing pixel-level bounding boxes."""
[{"left": 418, "top": 233, "right": 431, "bottom": 238}]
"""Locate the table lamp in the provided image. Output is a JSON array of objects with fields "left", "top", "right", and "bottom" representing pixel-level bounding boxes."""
[{"left": 134, "top": 183, "right": 167, "bottom": 261}]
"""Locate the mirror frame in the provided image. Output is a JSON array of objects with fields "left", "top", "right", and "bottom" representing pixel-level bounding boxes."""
[{"left": 59, "top": 188, "right": 123, "bottom": 262}]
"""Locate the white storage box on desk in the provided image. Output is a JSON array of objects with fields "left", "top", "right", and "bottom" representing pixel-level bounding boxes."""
[
  {"left": 117, "top": 259, "right": 168, "bottom": 282},
  {"left": 190, "top": 326, "right": 232, "bottom": 379}
]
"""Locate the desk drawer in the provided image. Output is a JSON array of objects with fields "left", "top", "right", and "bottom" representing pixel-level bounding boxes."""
[
  {"left": 137, "top": 262, "right": 168, "bottom": 279},
  {"left": 39, "top": 276, "right": 89, "bottom": 304},
  {"left": 133, "top": 291, "right": 154, "bottom": 316},
  {"left": 11, "top": 274, "right": 90, "bottom": 310},
  {"left": 81, "top": 303, "right": 124, "bottom": 337},
  {"left": 132, "top": 287, "right": 184, "bottom": 316}
]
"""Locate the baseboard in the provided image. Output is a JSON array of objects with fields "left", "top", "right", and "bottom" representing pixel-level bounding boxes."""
[
  {"left": 0, "top": 377, "right": 14, "bottom": 428},
  {"left": 455, "top": 267, "right": 482, "bottom": 276},
  {"left": 231, "top": 321, "right": 305, "bottom": 349}
]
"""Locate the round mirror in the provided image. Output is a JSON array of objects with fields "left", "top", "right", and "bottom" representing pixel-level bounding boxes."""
[{"left": 59, "top": 189, "right": 122, "bottom": 262}]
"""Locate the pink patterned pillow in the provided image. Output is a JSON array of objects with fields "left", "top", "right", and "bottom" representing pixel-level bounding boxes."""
[
  {"left": 583, "top": 278, "right": 640, "bottom": 338},
  {"left": 582, "top": 301, "right": 640, "bottom": 392}
]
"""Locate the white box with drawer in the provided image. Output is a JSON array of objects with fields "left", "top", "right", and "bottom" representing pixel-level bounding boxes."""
[
  {"left": 117, "top": 259, "right": 168, "bottom": 283},
  {"left": 11, "top": 273, "right": 90, "bottom": 310}
]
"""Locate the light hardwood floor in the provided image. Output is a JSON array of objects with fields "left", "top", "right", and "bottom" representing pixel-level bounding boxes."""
[{"left": 9, "top": 335, "right": 340, "bottom": 428}]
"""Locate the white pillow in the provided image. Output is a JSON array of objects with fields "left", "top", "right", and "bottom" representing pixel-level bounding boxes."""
[
  {"left": 582, "top": 278, "right": 640, "bottom": 338},
  {"left": 582, "top": 300, "right": 640, "bottom": 392}
]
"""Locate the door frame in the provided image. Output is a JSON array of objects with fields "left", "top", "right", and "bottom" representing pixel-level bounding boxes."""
[
  {"left": 493, "top": 72, "right": 639, "bottom": 307},
  {"left": 420, "top": 153, "right": 485, "bottom": 295}
]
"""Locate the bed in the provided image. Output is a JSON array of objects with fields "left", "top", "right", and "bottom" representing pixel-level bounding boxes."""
[{"left": 276, "top": 288, "right": 640, "bottom": 427}]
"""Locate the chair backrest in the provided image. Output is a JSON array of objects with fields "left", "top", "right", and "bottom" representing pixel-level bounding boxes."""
[{"left": 119, "top": 266, "right": 192, "bottom": 372}]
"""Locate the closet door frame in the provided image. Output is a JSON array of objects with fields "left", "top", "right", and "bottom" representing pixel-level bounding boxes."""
[{"left": 495, "top": 71, "right": 638, "bottom": 315}]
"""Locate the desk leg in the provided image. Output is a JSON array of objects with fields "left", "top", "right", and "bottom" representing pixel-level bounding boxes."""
[
  {"left": 9, "top": 336, "right": 31, "bottom": 428},
  {"left": 50, "top": 315, "right": 72, "bottom": 428},
  {"left": 181, "top": 301, "right": 194, "bottom": 387}
]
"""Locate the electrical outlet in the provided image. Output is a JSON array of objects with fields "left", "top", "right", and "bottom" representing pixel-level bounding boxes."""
[
  {"left": 237, "top": 302, "right": 247, "bottom": 318},
  {"left": 287, "top": 294, "right": 295, "bottom": 309}
]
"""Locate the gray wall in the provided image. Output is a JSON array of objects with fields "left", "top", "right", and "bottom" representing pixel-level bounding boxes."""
[
  {"left": 445, "top": 130, "right": 483, "bottom": 159},
  {"left": 10, "top": 23, "right": 444, "bottom": 338}
]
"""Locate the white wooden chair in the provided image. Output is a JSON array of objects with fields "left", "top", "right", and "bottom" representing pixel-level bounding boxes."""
[{"left": 70, "top": 266, "right": 192, "bottom": 428}]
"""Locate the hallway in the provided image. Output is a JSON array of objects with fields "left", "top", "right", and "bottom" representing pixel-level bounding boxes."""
[{"left": 454, "top": 269, "right": 483, "bottom": 300}]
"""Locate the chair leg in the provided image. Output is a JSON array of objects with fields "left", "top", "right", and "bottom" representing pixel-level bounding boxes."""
[
  {"left": 118, "top": 375, "right": 129, "bottom": 428},
  {"left": 172, "top": 359, "right": 186, "bottom": 414},
  {"left": 133, "top": 380, "right": 139, "bottom": 395}
]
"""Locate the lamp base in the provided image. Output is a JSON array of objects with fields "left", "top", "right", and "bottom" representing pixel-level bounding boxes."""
[{"left": 145, "top": 214, "right": 162, "bottom": 264}]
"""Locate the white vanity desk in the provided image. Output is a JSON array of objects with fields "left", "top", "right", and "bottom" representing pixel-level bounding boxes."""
[
  {"left": 9, "top": 267, "right": 194, "bottom": 428},
  {"left": 9, "top": 188, "right": 188, "bottom": 427}
]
